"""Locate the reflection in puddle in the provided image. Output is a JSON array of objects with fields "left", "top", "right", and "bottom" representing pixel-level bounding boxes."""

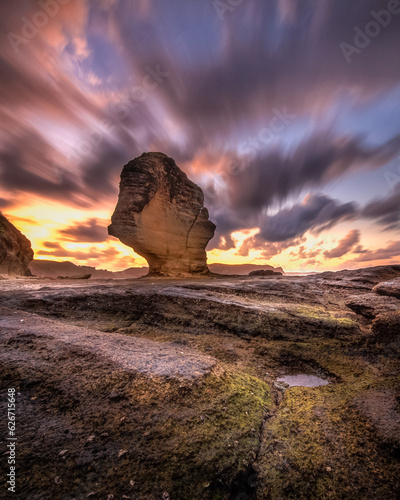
[{"left": 277, "top": 374, "right": 329, "bottom": 387}]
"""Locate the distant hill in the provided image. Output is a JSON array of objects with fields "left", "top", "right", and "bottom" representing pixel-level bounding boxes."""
[
  {"left": 29, "top": 260, "right": 284, "bottom": 279},
  {"left": 29, "top": 260, "right": 148, "bottom": 279},
  {"left": 209, "top": 263, "right": 284, "bottom": 275}
]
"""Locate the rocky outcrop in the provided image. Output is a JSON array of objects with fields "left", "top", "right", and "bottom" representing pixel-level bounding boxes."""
[
  {"left": 373, "top": 278, "right": 400, "bottom": 299},
  {"left": 248, "top": 269, "right": 283, "bottom": 276},
  {"left": 0, "top": 213, "right": 33, "bottom": 276},
  {"left": 249, "top": 269, "right": 274, "bottom": 276},
  {"left": 108, "top": 152, "right": 216, "bottom": 276},
  {"left": 208, "top": 263, "right": 285, "bottom": 275},
  {"left": 318, "top": 265, "right": 400, "bottom": 284}
]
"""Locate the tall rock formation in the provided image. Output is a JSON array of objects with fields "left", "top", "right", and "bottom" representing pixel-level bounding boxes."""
[
  {"left": 0, "top": 213, "right": 34, "bottom": 276},
  {"left": 108, "top": 152, "right": 216, "bottom": 276}
]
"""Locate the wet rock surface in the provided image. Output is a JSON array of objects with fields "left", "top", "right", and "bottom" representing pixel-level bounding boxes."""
[
  {"left": 0, "top": 213, "right": 33, "bottom": 276},
  {"left": 0, "top": 265, "right": 399, "bottom": 498},
  {"left": 108, "top": 152, "right": 216, "bottom": 276}
]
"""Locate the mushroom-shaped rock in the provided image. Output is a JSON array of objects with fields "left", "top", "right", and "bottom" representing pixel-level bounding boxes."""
[
  {"left": 108, "top": 153, "right": 216, "bottom": 276},
  {"left": 0, "top": 212, "right": 34, "bottom": 276}
]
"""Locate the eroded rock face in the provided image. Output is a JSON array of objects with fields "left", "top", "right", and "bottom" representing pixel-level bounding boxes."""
[
  {"left": 108, "top": 152, "right": 216, "bottom": 276},
  {"left": 0, "top": 213, "right": 33, "bottom": 276},
  {"left": 373, "top": 278, "right": 400, "bottom": 299},
  {"left": 318, "top": 265, "right": 400, "bottom": 284}
]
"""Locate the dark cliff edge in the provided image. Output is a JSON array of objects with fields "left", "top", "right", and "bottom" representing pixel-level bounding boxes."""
[{"left": 0, "top": 213, "right": 33, "bottom": 276}]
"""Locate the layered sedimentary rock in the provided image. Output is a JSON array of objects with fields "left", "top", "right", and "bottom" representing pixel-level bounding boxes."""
[
  {"left": 108, "top": 152, "right": 216, "bottom": 276},
  {"left": 0, "top": 213, "right": 33, "bottom": 276}
]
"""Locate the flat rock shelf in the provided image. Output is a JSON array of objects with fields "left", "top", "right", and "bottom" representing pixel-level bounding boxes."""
[
  {"left": 0, "top": 265, "right": 399, "bottom": 499},
  {"left": 0, "top": 306, "right": 218, "bottom": 379}
]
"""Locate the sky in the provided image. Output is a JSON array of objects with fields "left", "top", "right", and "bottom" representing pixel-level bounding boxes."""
[{"left": 0, "top": 0, "right": 400, "bottom": 272}]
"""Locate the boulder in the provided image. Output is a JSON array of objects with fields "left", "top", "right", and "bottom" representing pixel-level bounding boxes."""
[
  {"left": 345, "top": 295, "right": 377, "bottom": 319},
  {"left": 0, "top": 213, "right": 33, "bottom": 276},
  {"left": 108, "top": 152, "right": 216, "bottom": 276},
  {"left": 249, "top": 269, "right": 275, "bottom": 277},
  {"left": 373, "top": 278, "right": 400, "bottom": 299}
]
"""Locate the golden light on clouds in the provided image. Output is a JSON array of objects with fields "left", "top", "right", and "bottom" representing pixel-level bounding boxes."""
[
  {"left": 4, "top": 194, "right": 400, "bottom": 273},
  {"left": 4, "top": 196, "right": 147, "bottom": 271}
]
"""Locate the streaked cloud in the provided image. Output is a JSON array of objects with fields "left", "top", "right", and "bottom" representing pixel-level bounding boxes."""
[{"left": 324, "top": 229, "right": 360, "bottom": 259}]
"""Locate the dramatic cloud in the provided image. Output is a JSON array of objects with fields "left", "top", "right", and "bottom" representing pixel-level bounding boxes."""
[
  {"left": 205, "top": 132, "right": 399, "bottom": 247},
  {"left": 258, "top": 195, "right": 357, "bottom": 242},
  {"left": 290, "top": 246, "right": 321, "bottom": 261},
  {"left": 212, "top": 234, "right": 236, "bottom": 251},
  {"left": 59, "top": 218, "right": 110, "bottom": 243},
  {"left": 43, "top": 241, "right": 63, "bottom": 250},
  {"left": 223, "top": 133, "right": 400, "bottom": 214},
  {"left": 0, "top": 198, "right": 13, "bottom": 209},
  {"left": 37, "top": 244, "right": 120, "bottom": 261},
  {"left": 361, "top": 182, "right": 400, "bottom": 231},
  {"left": 237, "top": 235, "right": 304, "bottom": 259},
  {"left": 0, "top": 1, "right": 399, "bottom": 269},
  {"left": 324, "top": 230, "right": 361, "bottom": 259},
  {"left": 0, "top": 127, "right": 86, "bottom": 206},
  {"left": 1, "top": 2, "right": 400, "bottom": 205},
  {"left": 349, "top": 240, "right": 400, "bottom": 263}
]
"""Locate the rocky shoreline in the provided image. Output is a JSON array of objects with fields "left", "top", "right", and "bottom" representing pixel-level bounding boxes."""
[{"left": 0, "top": 266, "right": 399, "bottom": 498}]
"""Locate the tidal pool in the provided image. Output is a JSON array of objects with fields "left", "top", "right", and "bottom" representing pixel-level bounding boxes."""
[{"left": 277, "top": 374, "right": 329, "bottom": 387}]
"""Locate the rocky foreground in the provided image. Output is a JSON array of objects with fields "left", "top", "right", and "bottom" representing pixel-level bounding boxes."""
[{"left": 0, "top": 266, "right": 399, "bottom": 499}]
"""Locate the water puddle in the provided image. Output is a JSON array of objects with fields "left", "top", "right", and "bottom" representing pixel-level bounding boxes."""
[{"left": 277, "top": 374, "right": 329, "bottom": 387}]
